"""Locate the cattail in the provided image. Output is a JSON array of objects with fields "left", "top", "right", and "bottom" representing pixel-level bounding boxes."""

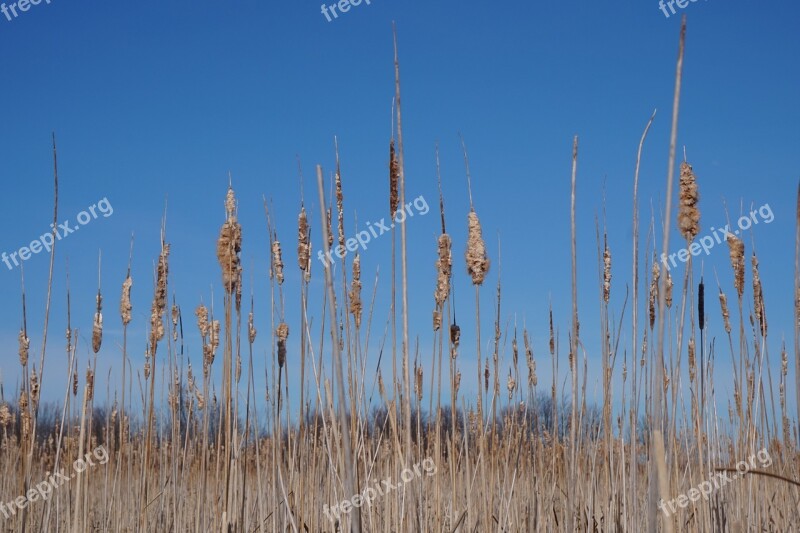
[
  {"left": 297, "top": 207, "right": 311, "bottom": 277},
  {"left": 752, "top": 254, "right": 767, "bottom": 335},
  {"left": 326, "top": 208, "right": 334, "bottom": 249},
  {"left": 415, "top": 362, "right": 423, "bottom": 401},
  {"left": 349, "top": 254, "right": 362, "bottom": 328},
  {"left": 0, "top": 404, "right": 11, "bottom": 429},
  {"left": 665, "top": 269, "right": 673, "bottom": 308},
  {"left": 435, "top": 234, "right": 452, "bottom": 307},
  {"left": 524, "top": 333, "right": 537, "bottom": 387},
  {"left": 450, "top": 323, "right": 461, "bottom": 358},
  {"left": 144, "top": 347, "right": 151, "bottom": 380},
  {"left": 86, "top": 368, "right": 94, "bottom": 402},
  {"left": 18, "top": 329, "right": 29, "bottom": 367},
  {"left": 271, "top": 238, "right": 284, "bottom": 285},
  {"left": 248, "top": 311, "right": 257, "bottom": 344},
  {"left": 389, "top": 140, "right": 399, "bottom": 215},
  {"left": 466, "top": 210, "right": 490, "bottom": 285},
  {"left": 171, "top": 303, "right": 179, "bottom": 342},
  {"left": 512, "top": 335, "right": 519, "bottom": 370},
  {"left": 150, "top": 244, "right": 170, "bottom": 343},
  {"left": 111, "top": 400, "right": 118, "bottom": 426},
  {"left": 120, "top": 275, "right": 133, "bottom": 326},
  {"left": 454, "top": 370, "right": 462, "bottom": 397},
  {"left": 719, "top": 289, "right": 731, "bottom": 334},
  {"left": 698, "top": 279, "right": 705, "bottom": 331},
  {"left": 276, "top": 323, "right": 289, "bottom": 368},
  {"left": 549, "top": 309, "right": 555, "bottom": 356},
  {"left": 507, "top": 370, "right": 516, "bottom": 400},
  {"left": 236, "top": 354, "right": 242, "bottom": 383},
  {"left": 727, "top": 234, "right": 745, "bottom": 298},
  {"left": 335, "top": 169, "right": 344, "bottom": 251},
  {"left": 433, "top": 311, "right": 442, "bottom": 331},
  {"left": 19, "top": 391, "right": 30, "bottom": 440},
  {"left": 603, "top": 236, "right": 611, "bottom": 303},
  {"left": 29, "top": 369, "right": 40, "bottom": 410},
  {"left": 217, "top": 186, "right": 242, "bottom": 294},
  {"left": 484, "top": 360, "right": 490, "bottom": 392},
  {"left": 93, "top": 290, "right": 103, "bottom": 353},
  {"left": 195, "top": 304, "right": 209, "bottom": 337},
  {"left": 73, "top": 364, "right": 79, "bottom": 396},
  {"left": 195, "top": 388, "right": 205, "bottom": 410},
  {"left": 649, "top": 260, "right": 660, "bottom": 329},
  {"left": 678, "top": 161, "right": 701, "bottom": 241},
  {"left": 688, "top": 339, "right": 696, "bottom": 382}
]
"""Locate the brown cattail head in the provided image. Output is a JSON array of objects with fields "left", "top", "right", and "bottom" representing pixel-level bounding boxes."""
[
  {"left": 271, "top": 238, "right": 284, "bottom": 285},
  {"left": 678, "top": 161, "right": 701, "bottom": 241},
  {"left": 248, "top": 311, "right": 257, "bottom": 344},
  {"left": 171, "top": 303, "right": 179, "bottom": 342},
  {"left": 415, "top": 362, "right": 423, "bottom": 401},
  {"left": 29, "top": 369, "right": 40, "bottom": 410},
  {"left": 727, "top": 234, "right": 745, "bottom": 298},
  {"left": 335, "top": 169, "right": 344, "bottom": 251},
  {"left": 276, "top": 322, "right": 289, "bottom": 368},
  {"left": 649, "top": 260, "right": 660, "bottom": 329},
  {"left": 719, "top": 289, "right": 732, "bottom": 334},
  {"left": 450, "top": 323, "right": 461, "bottom": 349},
  {"left": 93, "top": 290, "right": 103, "bottom": 353},
  {"left": 86, "top": 367, "right": 95, "bottom": 402},
  {"left": 217, "top": 186, "right": 242, "bottom": 294},
  {"left": 19, "top": 391, "right": 30, "bottom": 440},
  {"left": 72, "top": 363, "right": 79, "bottom": 396},
  {"left": 195, "top": 304, "right": 210, "bottom": 338},
  {"left": 549, "top": 308, "right": 555, "bottom": 356},
  {"left": 120, "top": 275, "right": 133, "bottom": 326},
  {"left": 150, "top": 244, "right": 170, "bottom": 344},
  {"left": 389, "top": 140, "right": 399, "bottom": 215},
  {"left": 665, "top": 269, "right": 673, "bottom": 309},
  {"left": 507, "top": 370, "right": 516, "bottom": 400},
  {"left": 752, "top": 254, "right": 767, "bottom": 335},
  {"left": 466, "top": 209, "right": 490, "bottom": 285},
  {"left": 0, "top": 404, "right": 12, "bottom": 429},
  {"left": 435, "top": 234, "right": 452, "bottom": 306},
  {"left": 688, "top": 339, "right": 696, "bottom": 382},
  {"left": 603, "top": 236, "right": 611, "bottom": 303},
  {"left": 297, "top": 207, "right": 311, "bottom": 277},
  {"left": 349, "top": 254, "right": 362, "bottom": 328},
  {"left": 18, "top": 329, "right": 29, "bottom": 367},
  {"left": 326, "top": 208, "right": 334, "bottom": 250}
]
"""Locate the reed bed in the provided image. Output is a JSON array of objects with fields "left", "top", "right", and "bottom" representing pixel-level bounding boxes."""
[{"left": 1, "top": 21, "right": 799, "bottom": 533}]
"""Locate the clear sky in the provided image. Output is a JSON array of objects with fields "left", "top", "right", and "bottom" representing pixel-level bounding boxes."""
[{"left": 0, "top": 0, "right": 797, "bottom": 420}]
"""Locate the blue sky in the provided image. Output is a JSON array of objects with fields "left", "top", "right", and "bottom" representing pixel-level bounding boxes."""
[{"left": 0, "top": 0, "right": 797, "bottom": 421}]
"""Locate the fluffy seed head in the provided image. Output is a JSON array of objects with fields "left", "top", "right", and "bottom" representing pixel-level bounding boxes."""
[
  {"left": 466, "top": 210, "right": 490, "bottom": 285},
  {"left": 93, "top": 290, "right": 103, "bottom": 353},
  {"left": 678, "top": 161, "right": 701, "bottom": 241},
  {"left": 727, "top": 234, "right": 745, "bottom": 298},
  {"left": 120, "top": 275, "right": 133, "bottom": 326},
  {"left": 18, "top": 329, "right": 29, "bottom": 367}
]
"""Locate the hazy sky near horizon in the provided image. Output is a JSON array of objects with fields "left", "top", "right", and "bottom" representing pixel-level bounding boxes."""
[{"left": 0, "top": 0, "right": 797, "bottom": 419}]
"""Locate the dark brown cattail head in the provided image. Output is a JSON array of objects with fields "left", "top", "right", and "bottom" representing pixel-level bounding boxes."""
[
  {"left": 389, "top": 139, "right": 399, "bottom": 215},
  {"left": 698, "top": 278, "right": 705, "bottom": 331}
]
